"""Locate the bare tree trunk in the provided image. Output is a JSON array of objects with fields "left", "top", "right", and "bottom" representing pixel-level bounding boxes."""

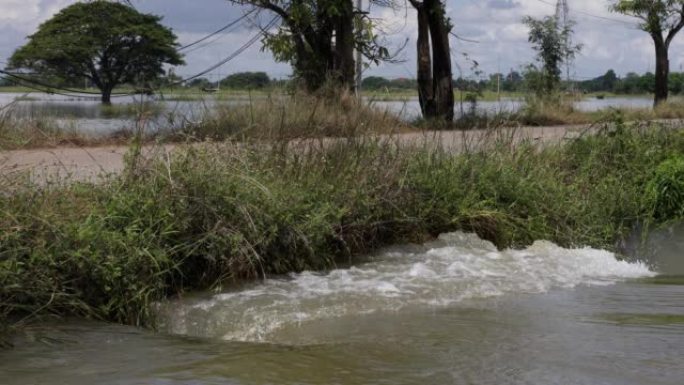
[
  {"left": 416, "top": 5, "right": 435, "bottom": 117},
  {"left": 425, "top": 0, "right": 454, "bottom": 122},
  {"left": 334, "top": 0, "right": 356, "bottom": 90},
  {"left": 654, "top": 39, "right": 669, "bottom": 106}
]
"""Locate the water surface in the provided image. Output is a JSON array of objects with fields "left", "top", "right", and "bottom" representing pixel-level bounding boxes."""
[
  {"left": 0, "top": 92, "right": 658, "bottom": 135},
  {"left": 2, "top": 231, "right": 682, "bottom": 385}
]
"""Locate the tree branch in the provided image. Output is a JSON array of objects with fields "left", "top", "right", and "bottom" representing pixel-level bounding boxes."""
[{"left": 665, "top": 5, "right": 684, "bottom": 46}]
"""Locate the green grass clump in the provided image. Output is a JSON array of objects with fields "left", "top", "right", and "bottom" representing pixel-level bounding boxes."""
[
  {"left": 646, "top": 155, "right": 684, "bottom": 221},
  {"left": 1, "top": 123, "right": 683, "bottom": 334}
]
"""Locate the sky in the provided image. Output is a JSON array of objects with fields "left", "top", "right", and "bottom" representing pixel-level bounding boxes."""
[{"left": 1, "top": 0, "right": 683, "bottom": 82}]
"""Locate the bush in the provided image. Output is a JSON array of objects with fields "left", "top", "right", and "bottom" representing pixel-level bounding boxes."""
[{"left": 646, "top": 155, "right": 684, "bottom": 221}]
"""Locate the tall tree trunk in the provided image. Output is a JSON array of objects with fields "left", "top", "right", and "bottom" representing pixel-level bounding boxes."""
[
  {"left": 654, "top": 39, "right": 669, "bottom": 106},
  {"left": 334, "top": 0, "right": 355, "bottom": 90},
  {"left": 101, "top": 86, "right": 113, "bottom": 105},
  {"left": 425, "top": 0, "right": 454, "bottom": 122},
  {"left": 416, "top": 5, "right": 435, "bottom": 117}
]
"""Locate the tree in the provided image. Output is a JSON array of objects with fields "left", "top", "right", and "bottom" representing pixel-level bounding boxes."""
[
  {"left": 612, "top": 1, "right": 684, "bottom": 105},
  {"left": 8, "top": 1, "right": 183, "bottom": 104},
  {"left": 409, "top": 0, "right": 454, "bottom": 122},
  {"left": 221, "top": 72, "right": 271, "bottom": 89},
  {"left": 602, "top": 69, "right": 618, "bottom": 91},
  {"left": 523, "top": 15, "right": 581, "bottom": 95},
  {"left": 362, "top": 76, "right": 391, "bottom": 90},
  {"left": 235, "top": 0, "right": 389, "bottom": 92}
]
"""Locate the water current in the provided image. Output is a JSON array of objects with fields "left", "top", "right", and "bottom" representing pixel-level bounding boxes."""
[{"left": 2, "top": 230, "right": 682, "bottom": 385}]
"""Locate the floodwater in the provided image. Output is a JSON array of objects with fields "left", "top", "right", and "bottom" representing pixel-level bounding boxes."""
[
  {"left": 2, "top": 230, "right": 683, "bottom": 385},
  {"left": 0, "top": 92, "right": 657, "bottom": 136}
]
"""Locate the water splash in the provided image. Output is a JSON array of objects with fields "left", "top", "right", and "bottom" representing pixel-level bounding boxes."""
[{"left": 158, "top": 232, "right": 654, "bottom": 342}]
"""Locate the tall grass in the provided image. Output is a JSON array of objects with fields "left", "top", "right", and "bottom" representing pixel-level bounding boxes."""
[
  {"left": 1, "top": 118, "right": 683, "bottom": 339},
  {"left": 173, "top": 90, "right": 408, "bottom": 141},
  {"left": 0, "top": 108, "right": 89, "bottom": 150}
]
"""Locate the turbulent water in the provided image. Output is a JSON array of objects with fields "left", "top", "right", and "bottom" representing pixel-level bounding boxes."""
[
  {"left": 158, "top": 232, "right": 653, "bottom": 342},
  {"left": 3, "top": 231, "right": 683, "bottom": 385}
]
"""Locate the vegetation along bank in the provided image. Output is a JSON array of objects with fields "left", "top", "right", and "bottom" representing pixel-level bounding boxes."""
[{"left": 1, "top": 118, "right": 683, "bottom": 339}]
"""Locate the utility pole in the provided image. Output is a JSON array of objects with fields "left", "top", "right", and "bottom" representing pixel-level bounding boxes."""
[
  {"left": 497, "top": 74, "right": 501, "bottom": 102},
  {"left": 555, "top": 0, "right": 572, "bottom": 92},
  {"left": 497, "top": 55, "right": 501, "bottom": 102},
  {"left": 355, "top": 0, "right": 363, "bottom": 98}
]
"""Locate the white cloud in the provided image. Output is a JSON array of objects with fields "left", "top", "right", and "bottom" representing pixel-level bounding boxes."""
[{"left": 0, "top": 0, "right": 678, "bottom": 80}]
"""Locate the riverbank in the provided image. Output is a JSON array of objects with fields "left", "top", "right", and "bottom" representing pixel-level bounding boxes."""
[{"left": 2, "top": 119, "right": 683, "bottom": 340}]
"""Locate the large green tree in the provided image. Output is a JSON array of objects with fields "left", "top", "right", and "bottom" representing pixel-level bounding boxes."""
[
  {"left": 612, "top": 1, "right": 684, "bottom": 105},
  {"left": 8, "top": 1, "right": 184, "bottom": 104}
]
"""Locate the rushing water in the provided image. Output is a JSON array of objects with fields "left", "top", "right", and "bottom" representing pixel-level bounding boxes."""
[
  {"left": 2, "top": 231, "right": 683, "bottom": 385},
  {"left": 0, "top": 92, "right": 658, "bottom": 135}
]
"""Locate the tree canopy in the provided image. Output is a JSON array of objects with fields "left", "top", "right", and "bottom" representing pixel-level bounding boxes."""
[
  {"left": 612, "top": 0, "right": 684, "bottom": 104},
  {"left": 523, "top": 15, "right": 581, "bottom": 95},
  {"left": 8, "top": 0, "right": 184, "bottom": 103},
  {"left": 233, "top": 0, "right": 390, "bottom": 91},
  {"left": 221, "top": 72, "right": 271, "bottom": 89}
]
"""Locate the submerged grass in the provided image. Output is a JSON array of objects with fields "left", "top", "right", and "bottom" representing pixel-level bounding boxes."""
[
  {"left": 0, "top": 111, "right": 91, "bottom": 149},
  {"left": 1, "top": 118, "right": 683, "bottom": 338},
  {"left": 450, "top": 97, "right": 684, "bottom": 129}
]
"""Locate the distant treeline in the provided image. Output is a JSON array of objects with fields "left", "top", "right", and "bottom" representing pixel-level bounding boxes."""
[
  {"left": 188, "top": 72, "right": 280, "bottom": 90},
  {"left": 3, "top": 70, "right": 683, "bottom": 95},
  {"left": 576, "top": 70, "right": 684, "bottom": 95}
]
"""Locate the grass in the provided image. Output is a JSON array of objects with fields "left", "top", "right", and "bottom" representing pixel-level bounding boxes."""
[
  {"left": 447, "top": 96, "right": 684, "bottom": 129},
  {"left": 173, "top": 90, "right": 408, "bottom": 141},
  {"left": 0, "top": 90, "right": 408, "bottom": 150},
  {"left": 4, "top": 87, "right": 684, "bottom": 151},
  {"left": 0, "top": 110, "right": 96, "bottom": 149},
  {"left": 0, "top": 104, "right": 161, "bottom": 150},
  {"left": 1, "top": 116, "right": 683, "bottom": 342}
]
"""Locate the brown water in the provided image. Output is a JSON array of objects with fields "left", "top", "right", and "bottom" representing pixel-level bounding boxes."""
[{"left": 1, "top": 231, "right": 682, "bottom": 385}]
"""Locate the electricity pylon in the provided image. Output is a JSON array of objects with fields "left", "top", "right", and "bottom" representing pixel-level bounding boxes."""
[{"left": 555, "top": 0, "right": 572, "bottom": 89}]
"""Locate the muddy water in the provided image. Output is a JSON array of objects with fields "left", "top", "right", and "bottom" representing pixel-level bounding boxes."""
[{"left": 2, "top": 231, "right": 683, "bottom": 385}]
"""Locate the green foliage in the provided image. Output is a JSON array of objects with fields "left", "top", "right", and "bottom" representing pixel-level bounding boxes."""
[
  {"left": 8, "top": 1, "right": 183, "bottom": 102},
  {"left": 612, "top": 1, "right": 684, "bottom": 36},
  {"left": 523, "top": 15, "right": 581, "bottom": 95},
  {"left": 646, "top": 155, "right": 684, "bottom": 221},
  {"left": 220, "top": 72, "right": 271, "bottom": 89}
]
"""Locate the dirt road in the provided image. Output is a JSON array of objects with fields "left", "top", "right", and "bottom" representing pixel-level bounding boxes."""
[{"left": 0, "top": 124, "right": 592, "bottom": 183}]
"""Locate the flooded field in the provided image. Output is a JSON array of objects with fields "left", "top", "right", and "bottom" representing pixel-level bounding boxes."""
[{"left": 0, "top": 92, "right": 657, "bottom": 135}]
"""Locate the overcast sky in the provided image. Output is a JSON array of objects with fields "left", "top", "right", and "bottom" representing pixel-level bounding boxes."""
[{"left": 1, "top": 0, "right": 682, "bottom": 81}]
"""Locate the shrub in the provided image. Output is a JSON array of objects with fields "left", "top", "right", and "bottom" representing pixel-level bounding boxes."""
[{"left": 646, "top": 155, "right": 684, "bottom": 221}]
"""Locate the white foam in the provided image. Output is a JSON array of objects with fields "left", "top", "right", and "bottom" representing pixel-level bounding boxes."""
[{"left": 158, "top": 232, "right": 655, "bottom": 341}]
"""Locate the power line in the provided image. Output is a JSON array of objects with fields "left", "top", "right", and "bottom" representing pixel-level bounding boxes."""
[
  {"left": 0, "top": 16, "right": 278, "bottom": 97},
  {"left": 536, "top": 0, "right": 636, "bottom": 26},
  {"left": 0, "top": 69, "right": 138, "bottom": 97},
  {"left": 178, "top": 10, "right": 256, "bottom": 52},
  {"left": 0, "top": 75, "right": 104, "bottom": 100},
  {"left": 172, "top": 16, "right": 280, "bottom": 85}
]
